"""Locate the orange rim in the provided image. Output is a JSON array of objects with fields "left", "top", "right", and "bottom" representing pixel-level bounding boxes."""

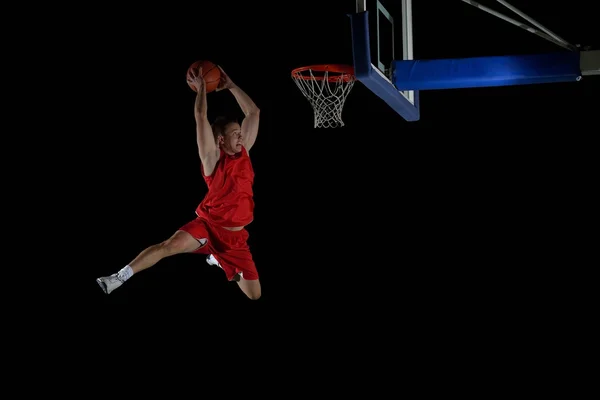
[{"left": 291, "top": 64, "right": 355, "bottom": 82}]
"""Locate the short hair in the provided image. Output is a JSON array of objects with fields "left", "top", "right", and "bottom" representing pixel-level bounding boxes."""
[{"left": 211, "top": 116, "right": 239, "bottom": 142}]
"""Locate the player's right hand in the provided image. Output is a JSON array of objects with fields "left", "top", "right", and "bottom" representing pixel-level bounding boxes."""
[{"left": 187, "top": 67, "right": 206, "bottom": 92}]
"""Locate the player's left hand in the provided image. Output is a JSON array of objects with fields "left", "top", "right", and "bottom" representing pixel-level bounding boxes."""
[{"left": 216, "top": 66, "right": 236, "bottom": 91}]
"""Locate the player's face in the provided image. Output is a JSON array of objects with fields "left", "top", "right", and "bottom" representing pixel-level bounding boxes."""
[{"left": 221, "top": 122, "right": 243, "bottom": 154}]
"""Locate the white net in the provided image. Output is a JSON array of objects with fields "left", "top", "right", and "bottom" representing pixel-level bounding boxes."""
[{"left": 292, "top": 67, "right": 355, "bottom": 128}]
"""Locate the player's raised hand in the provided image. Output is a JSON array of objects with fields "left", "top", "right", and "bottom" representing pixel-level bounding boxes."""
[
  {"left": 216, "top": 66, "right": 235, "bottom": 91},
  {"left": 187, "top": 67, "right": 206, "bottom": 92}
]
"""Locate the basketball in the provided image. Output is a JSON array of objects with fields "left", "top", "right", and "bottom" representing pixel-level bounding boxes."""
[{"left": 187, "top": 60, "right": 221, "bottom": 93}]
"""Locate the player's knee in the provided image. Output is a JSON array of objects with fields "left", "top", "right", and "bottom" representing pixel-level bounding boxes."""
[
  {"left": 246, "top": 291, "right": 261, "bottom": 300},
  {"left": 159, "top": 240, "right": 180, "bottom": 255},
  {"left": 243, "top": 283, "right": 261, "bottom": 300},
  {"left": 162, "top": 235, "right": 196, "bottom": 255}
]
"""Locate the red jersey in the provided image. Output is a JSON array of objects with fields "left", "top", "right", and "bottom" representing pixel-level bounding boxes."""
[{"left": 196, "top": 146, "right": 255, "bottom": 227}]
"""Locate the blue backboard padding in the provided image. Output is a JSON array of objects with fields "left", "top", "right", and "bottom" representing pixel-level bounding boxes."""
[
  {"left": 348, "top": 11, "right": 420, "bottom": 122},
  {"left": 392, "top": 52, "right": 581, "bottom": 90}
]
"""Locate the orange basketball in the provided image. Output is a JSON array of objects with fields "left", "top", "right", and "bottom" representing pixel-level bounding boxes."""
[{"left": 187, "top": 60, "right": 221, "bottom": 93}]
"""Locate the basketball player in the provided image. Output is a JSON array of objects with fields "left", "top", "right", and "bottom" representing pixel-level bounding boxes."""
[{"left": 96, "top": 65, "right": 262, "bottom": 300}]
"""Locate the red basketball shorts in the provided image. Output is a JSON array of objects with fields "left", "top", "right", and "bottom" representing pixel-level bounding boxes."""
[{"left": 178, "top": 217, "right": 258, "bottom": 281}]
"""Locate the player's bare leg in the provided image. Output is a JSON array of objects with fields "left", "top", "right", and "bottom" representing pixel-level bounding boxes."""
[
  {"left": 237, "top": 278, "right": 261, "bottom": 300},
  {"left": 128, "top": 230, "right": 203, "bottom": 274},
  {"left": 96, "top": 230, "right": 205, "bottom": 294},
  {"left": 206, "top": 254, "right": 261, "bottom": 300}
]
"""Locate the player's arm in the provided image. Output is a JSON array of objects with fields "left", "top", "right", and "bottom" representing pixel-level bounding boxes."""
[
  {"left": 217, "top": 67, "right": 260, "bottom": 152},
  {"left": 190, "top": 71, "right": 219, "bottom": 175},
  {"left": 231, "top": 85, "right": 260, "bottom": 152}
]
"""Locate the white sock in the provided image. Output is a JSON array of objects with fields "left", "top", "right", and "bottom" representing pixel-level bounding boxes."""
[{"left": 117, "top": 265, "right": 134, "bottom": 281}]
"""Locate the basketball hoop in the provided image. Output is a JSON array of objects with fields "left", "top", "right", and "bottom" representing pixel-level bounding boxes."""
[{"left": 291, "top": 64, "right": 355, "bottom": 128}]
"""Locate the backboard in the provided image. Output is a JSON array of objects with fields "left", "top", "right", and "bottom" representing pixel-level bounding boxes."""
[{"left": 350, "top": 0, "right": 420, "bottom": 121}]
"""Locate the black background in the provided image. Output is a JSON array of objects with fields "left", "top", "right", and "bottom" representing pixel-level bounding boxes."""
[{"left": 17, "top": 1, "right": 596, "bottom": 376}]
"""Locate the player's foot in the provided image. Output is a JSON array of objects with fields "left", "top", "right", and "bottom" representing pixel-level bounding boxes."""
[
  {"left": 206, "top": 254, "right": 242, "bottom": 281},
  {"left": 206, "top": 254, "right": 223, "bottom": 270},
  {"left": 96, "top": 274, "right": 125, "bottom": 294}
]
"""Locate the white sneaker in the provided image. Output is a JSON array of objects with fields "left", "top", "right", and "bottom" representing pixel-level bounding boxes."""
[
  {"left": 206, "top": 254, "right": 223, "bottom": 269},
  {"left": 96, "top": 274, "right": 125, "bottom": 294},
  {"left": 206, "top": 254, "right": 242, "bottom": 281}
]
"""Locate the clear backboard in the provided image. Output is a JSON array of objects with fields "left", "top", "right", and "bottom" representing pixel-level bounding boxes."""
[{"left": 350, "top": 0, "right": 420, "bottom": 121}]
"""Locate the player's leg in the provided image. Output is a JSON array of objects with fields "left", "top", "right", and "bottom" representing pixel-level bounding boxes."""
[
  {"left": 127, "top": 230, "right": 204, "bottom": 274},
  {"left": 97, "top": 221, "right": 209, "bottom": 294},
  {"left": 194, "top": 222, "right": 262, "bottom": 300},
  {"left": 236, "top": 277, "right": 261, "bottom": 300},
  {"left": 211, "top": 250, "right": 261, "bottom": 300}
]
